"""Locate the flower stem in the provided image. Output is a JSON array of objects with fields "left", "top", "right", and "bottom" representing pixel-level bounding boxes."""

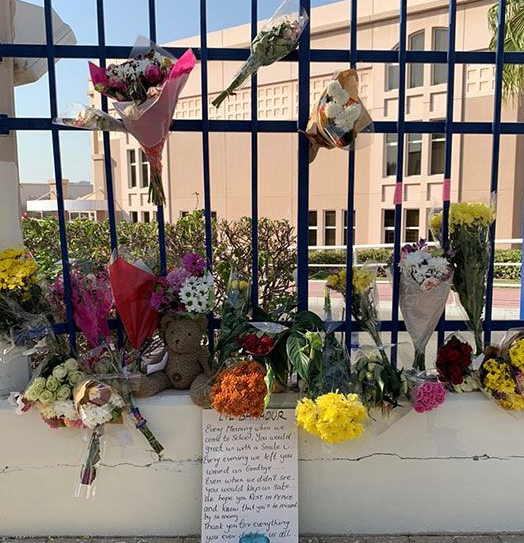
[{"left": 413, "top": 349, "right": 426, "bottom": 371}]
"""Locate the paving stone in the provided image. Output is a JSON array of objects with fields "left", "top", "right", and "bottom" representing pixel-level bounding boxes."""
[
  {"left": 455, "top": 536, "right": 501, "bottom": 543},
  {"left": 366, "top": 536, "right": 411, "bottom": 543},
  {"left": 499, "top": 536, "right": 524, "bottom": 543},
  {"left": 410, "top": 536, "right": 456, "bottom": 543},
  {"left": 318, "top": 537, "right": 366, "bottom": 543}
]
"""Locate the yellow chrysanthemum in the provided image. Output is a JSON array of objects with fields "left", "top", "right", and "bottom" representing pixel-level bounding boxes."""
[
  {"left": 352, "top": 267, "right": 374, "bottom": 295},
  {"left": 499, "top": 393, "right": 524, "bottom": 411},
  {"left": 430, "top": 202, "right": 495, "bottom": 234},
  {"left": 509, "top": 339, "right": 524, "bottom": 372},
  {"left": 296, "top": 392, "right": 367, "bottom": 445},
  {"left": 0, "top": 248, "right": 37, "bottom": 293},
  {"left": 482, "top": 358, "right": 518, "bottom": 395}
]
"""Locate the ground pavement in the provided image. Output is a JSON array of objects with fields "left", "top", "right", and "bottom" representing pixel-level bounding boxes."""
[{"left": 1, "top": 536, "right": 523, "bottom": 543}]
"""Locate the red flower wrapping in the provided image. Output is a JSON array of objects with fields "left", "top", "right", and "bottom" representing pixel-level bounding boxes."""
[
  {"left": 237, "top": 333, "right": 275, "bottom": 356},
  {"left": 436, "top": 336, "right": 473, "bottom": 385}
]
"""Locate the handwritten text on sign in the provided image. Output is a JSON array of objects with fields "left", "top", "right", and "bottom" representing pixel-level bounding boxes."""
[{"left": 202, "top": 409, "right": 298, "bottom": 543}]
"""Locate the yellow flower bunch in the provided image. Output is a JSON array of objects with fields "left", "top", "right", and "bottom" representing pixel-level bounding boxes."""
[
  {"left": 296, "top": 392, "right": 367, "bottom": 444},
  {"left": 482, "top": 358, "right": 519, "bottom": 396},
  {"left": 499, "top": 394, "right": 524, "bottom": 411},
  {"left": 326, "top": 267, "right": 374, "bottom": 296},
  {"left": 0, "top": 248, "right": 37, "bottom": 293},
  {"left": 430, "top": 203, "right": 495, "bottom": 233},
  {"left": 509, "top": 338, "right": 524, "bottom": 372}
]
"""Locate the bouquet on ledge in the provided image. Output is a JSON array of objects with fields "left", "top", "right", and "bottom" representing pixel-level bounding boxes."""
[
  {"left": 479, "top": 353, "right": 524, "bottom": 412},
  {"left": 212, "top": 0, "right": 308, "bottom": 108},
  {"left": 150, "top": 253, "right": 214, "bottom": 317},
  {"left": 396, "top": 240, "right": 454, "bottom": 371},
  {"left": 430, "top": 202, "right": 495, "bottom": 356},
  {"left": 55, "top": 38, "right": 196, "bottom": 205},
  {"left": 436, "top": 334, "right": 478, "bottom": 392},
  {"left": 405, "top": 371, "right": 446, "bottom": 413},
  {"left": 327, "top": 266, "right": 389, "bottom": 365},
  {"left": 305, "top": 69, "right": 373, "bottom": 163}
]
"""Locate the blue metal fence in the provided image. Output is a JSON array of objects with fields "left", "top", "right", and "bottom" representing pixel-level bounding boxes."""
[{"left": 0, "top": 0, "right": 523, "bottom": 362}]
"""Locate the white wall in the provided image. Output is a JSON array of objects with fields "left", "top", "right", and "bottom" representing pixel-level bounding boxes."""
[{"left": 2, "top": 391, "right": 524, "bottom": 536}]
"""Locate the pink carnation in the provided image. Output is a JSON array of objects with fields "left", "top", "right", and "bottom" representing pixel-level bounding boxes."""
[
  {"left": 165, "top": 268, "right": 190, "bottom": 290},
  {"left": 413, "top": 381, "right": 446, "bottom": 413}
]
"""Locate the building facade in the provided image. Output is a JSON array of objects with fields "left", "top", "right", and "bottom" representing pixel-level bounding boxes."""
[{"left": 91, "top": 0, "right": 524, "bottom": 246}]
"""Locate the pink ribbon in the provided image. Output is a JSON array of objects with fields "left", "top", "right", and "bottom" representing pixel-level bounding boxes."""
[
  {"left": 393, "top": 182, "right": 403, "bottom": 205},
  {"left": 442, "top": 178, "right": 451, "bottom": 202}
]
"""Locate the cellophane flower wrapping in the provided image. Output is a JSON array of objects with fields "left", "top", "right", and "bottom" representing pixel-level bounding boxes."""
[
  {"left": 212, "top": 0, "right": 308, "bottom": 108},
  {"left": 81, "top": 37, "right": 196, "bottom": 205},
  {"left": 397, "top": 241, "right": 454, "bottom": 371},
  {"left": 436, "top": 333, "right": 479, "bottom": 392},
  {"left": 405, "top": 370, "right": 446, "bottom": 413},
  {"left": 430, "top": 202, "right": 496, "bottom": 356},
  {"left": 305, "top": 69, "right": 373, "bottom": 162},
  {"left": 54, "top": 103, "right": 126, "bottom": 132}
]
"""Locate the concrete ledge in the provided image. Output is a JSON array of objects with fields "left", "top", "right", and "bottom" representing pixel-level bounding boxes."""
[{"left": 2, "top": 392, "right": 524, "bottom": 536}]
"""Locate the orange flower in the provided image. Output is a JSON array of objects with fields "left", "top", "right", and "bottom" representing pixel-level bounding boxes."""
[{"left": 211, "top": 360, "right": 267, "bottom": 418}]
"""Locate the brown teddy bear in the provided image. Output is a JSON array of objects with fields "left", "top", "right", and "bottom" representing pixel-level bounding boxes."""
[{"left": 135, "top": 316, "right": 210, "bottom": 398}]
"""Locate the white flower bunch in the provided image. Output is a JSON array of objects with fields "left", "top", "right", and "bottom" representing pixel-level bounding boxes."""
[
  {"left": 399, "top": 249, "right": 452, "bottom": 289},
  {"left": 53, "top": 400, "right": 81, "bottom": 421},
  {"left": 325, "top": 79, "right": 362, "bottom": 134},
  {"left": 179, "top": 273, "right": 214, "bottom": 315},
  {"left": 80, "top": 392, "right": 125, "bottom": 430}
]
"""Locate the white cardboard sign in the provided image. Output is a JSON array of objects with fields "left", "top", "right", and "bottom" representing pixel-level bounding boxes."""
[{"left": 201, "top": 409, "right": 298, "bottom": 543}]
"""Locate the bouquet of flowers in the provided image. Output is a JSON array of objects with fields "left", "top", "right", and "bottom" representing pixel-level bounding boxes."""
[
  {"left": 50, "top": 264, "right": 114, "bottom": 349},
  {"left": 212, "top": 0, "right": 308, "bottom": 108},
  {"left": 296, "top": 392, "right": 367, "bottom": 445},
  {"left": 397, "top": 240, "right": 454, "bottom": 370},
  {"left": 479, "top": 355, "right": 524, "bottom": 412},
  {"left": 55, "top": 39, "right": 196, "bottom": 205},
  {"left": 436, "top": 334, "right": 478, "bottom": 392},
  {"left": 305, "top": 69, "right": 373, "bottom": 163},
  {"left": 327, "top": 266, "right": 388, "bottom": 364},
  {"left": 151, "top": 253, "right": 214, "bottom": 317},
  {"left": 430, "top": 202, "right": 495, "bottom": 355},
  {"left": 405, "top": 371, "right": 446, "bottom": 413}
]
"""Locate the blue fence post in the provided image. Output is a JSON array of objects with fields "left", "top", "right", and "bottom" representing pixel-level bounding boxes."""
[{"left": 251, "top": 0, "right": 259, "bottom": 310}]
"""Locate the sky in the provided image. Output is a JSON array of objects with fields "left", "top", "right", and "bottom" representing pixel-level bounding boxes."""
[{"left": 14, "top": 0, "right": 342, "bottom": 185}]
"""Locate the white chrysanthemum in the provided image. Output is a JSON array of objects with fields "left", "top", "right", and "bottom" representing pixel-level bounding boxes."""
[
  {"left": 80, "top": 404, "right": 114, "bottom": 429},
  {"left": 333, "top": 103, "right": 362, "bottom": 133},
  {"left": 326, "top": 80, "right": 349, "bottom": 105},
  {"left": 53, "top": 400, "right": 80, "bottom": 421},
  {"left": 325, "top": 101, "right": 343, "bottom": 119},
  {"left": 404, "top": 250, "right": 426, "bottom": 268}
]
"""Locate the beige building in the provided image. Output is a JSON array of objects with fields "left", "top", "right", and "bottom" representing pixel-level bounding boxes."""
[{"left": 91, "top": 0, "right": 524, "bottom": 246}]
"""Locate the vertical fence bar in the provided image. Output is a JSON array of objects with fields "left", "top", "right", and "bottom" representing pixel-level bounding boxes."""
[
  {"left": 484, "top": 0, "right": 506, "bottom": 345},
  {"left": 250, "top": 0, "right": 259, "bottom": 309},
  {"left": 43, "top": 0, "right": 76, "bottom": 349},
  {"left": 437, "top": 0, "right": 457, "bottom": 347},
  {"left": 297, "top": 0, "right": 311, "bottom": 312},
  {"left": 344, "top": 0, "right": 357, "bottom": 352},
  {"left": 96, "top": 0, "right": 124, "bottom": 346},
  {"left": 147, "top": 0, "right": 167, "bottom": 275},
  {"left": 390, "top": 0, "right": 408, "bottom": 366}
]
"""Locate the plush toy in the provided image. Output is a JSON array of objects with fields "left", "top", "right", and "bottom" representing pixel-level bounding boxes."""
[{"left": 134, "top": 316, "right": 209, "bottom": 398}]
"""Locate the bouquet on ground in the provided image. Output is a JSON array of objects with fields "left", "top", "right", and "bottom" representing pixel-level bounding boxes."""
[
  {"left": 430, "top": 202, "right": 495, "bottom": 356},
  {"left": 0, "top": 247, "right": 51, "bottom": 355},
  {"left": 151, "top": 253, "right": 214, "bottom": 317},
  {"left": 396, "top": 240, "right": 454, "bottom": 371},
  {"left": 436, "top": 334, "right": 478, "bottom": 392},
  {"left": 327, "top": 266, "right": 389, "bottom": 364},
  {"left": 479, "top": 352, "right": 524, "bottom": 412},
  {"left": 212, "top": 0, "right": 308, "bottom": 108},
  {"left": 55, "top": 38, "right": 196, "bottom": 205},
  {"left": 305, "top": 69, "right": 373, "bottom": 163},
  {"left": 405, "top": 371, "right": 446, "bottom": 413}
]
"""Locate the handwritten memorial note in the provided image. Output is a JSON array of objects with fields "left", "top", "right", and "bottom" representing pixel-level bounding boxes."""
[{"left": 202, "top": 409, "right": 298, "bottom": 543}]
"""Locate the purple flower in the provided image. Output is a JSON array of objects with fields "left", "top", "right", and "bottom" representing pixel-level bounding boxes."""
[
  {"left": 144, "top": 64, "right": 162, "bottom": 84},
  {"left": 182, "top": 253, "right": 205, "bottom": 275},
  {"left": 166, "top": 268, "right": 190, "bottom": 290},
  {"left": 151, "top": 290, "right": 167, "bottom": 311}
]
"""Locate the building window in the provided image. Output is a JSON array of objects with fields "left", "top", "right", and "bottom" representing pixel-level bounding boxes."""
[
  {"left": 343, "top": 210, "right": 356, "bottom": 245},
  {"left": 383, "top": 209, "right": 395, "bottom": 244},
  {"left": 385, "top": 134, "right": 398, "bottom": 177},
  {"left": 407, "top": 133, "right": 422, "bottom": 176},
  {"left": 130, "top": 211, "right": 138, "bottom": 223},
  {"left": 211, "top": 211, "right": 217, "bottom": 221},
  {"left": 385, "top": 46, "right": 399, "bottom": 91},
  {"left": 141, "top": 150, "right": 150, "bottom": 188},
  {"left": 432, "top": 28, "right": 448, "bottom": 85},
  {"left": 404, "top": 209, "right": 420, "bottom": 243},
  {"left": 128, "top": 149, "right": 137, "bottom": 188},
  {"left": 431, "top": 132, "right": 446, "bottom": 175},
  {"left": 324, "top": 210, "right": 336, "bottom": 246},
  {"left": 143, "top": 211, "right": 150, "bottom": 223},
  {"left": 308, "top": 210, "right": 318, "bottom": 247},
  {"left": 180, "top": 211, "right": 189, "bottom": 218},
  {"left": 408, "top": 31, "right": 424, "bottom": 88}
]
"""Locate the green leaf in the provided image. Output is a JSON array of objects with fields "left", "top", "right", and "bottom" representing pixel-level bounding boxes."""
[
  {"left": 264, "top": 363, "right": 275, "bottom": 409},
  {"left": 286, "top": 333, "right": 310, "bottom": 382}
]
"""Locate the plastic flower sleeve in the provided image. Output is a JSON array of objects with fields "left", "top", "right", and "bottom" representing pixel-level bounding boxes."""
[
  {"left": 305, "top": 69, "right": 374, "bottom": 163},
  {"left": 405, "top": 370, "right": 446, "bottom": 413},
  {"left": 212, "top": 0, "right": 308, "bottom": 108},
  {"left": 74, "top": 426, "right": 105, "bottom": 499},
  {"left": 435, "top": 333, "right": 478, "bottom": 393},
  {"left": 54, "top": 103, "right": 126, "bottom": 131}
]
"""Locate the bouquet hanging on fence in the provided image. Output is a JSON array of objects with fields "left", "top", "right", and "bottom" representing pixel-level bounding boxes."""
[
  {"left": 150, "top": 253, "right": 214, "bottom": 317},
  {"left": 212, "top": 0, "right": 308, "bottom": 108},
  {"left": 396, "top": 240, "right": 454, "bottom": 371},
  {"left": 436, "top": 334, "right": 478, "bottom": 392},
  {"left": 327, "top": 266, "right": 389, "bottom": 364},
  {"left": 55, "top": 38, "right": 196, "bottom": 206},
  {"left": 305, "top": 69, "right": 373, "bottom": 163},
  {"left": 430, "top": 202, "right": 496, "bottom": 356}
]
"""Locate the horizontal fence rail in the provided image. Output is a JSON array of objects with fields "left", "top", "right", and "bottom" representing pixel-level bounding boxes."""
[{"left": 2, "top": 0, "right": 523, "bottom": 358}]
